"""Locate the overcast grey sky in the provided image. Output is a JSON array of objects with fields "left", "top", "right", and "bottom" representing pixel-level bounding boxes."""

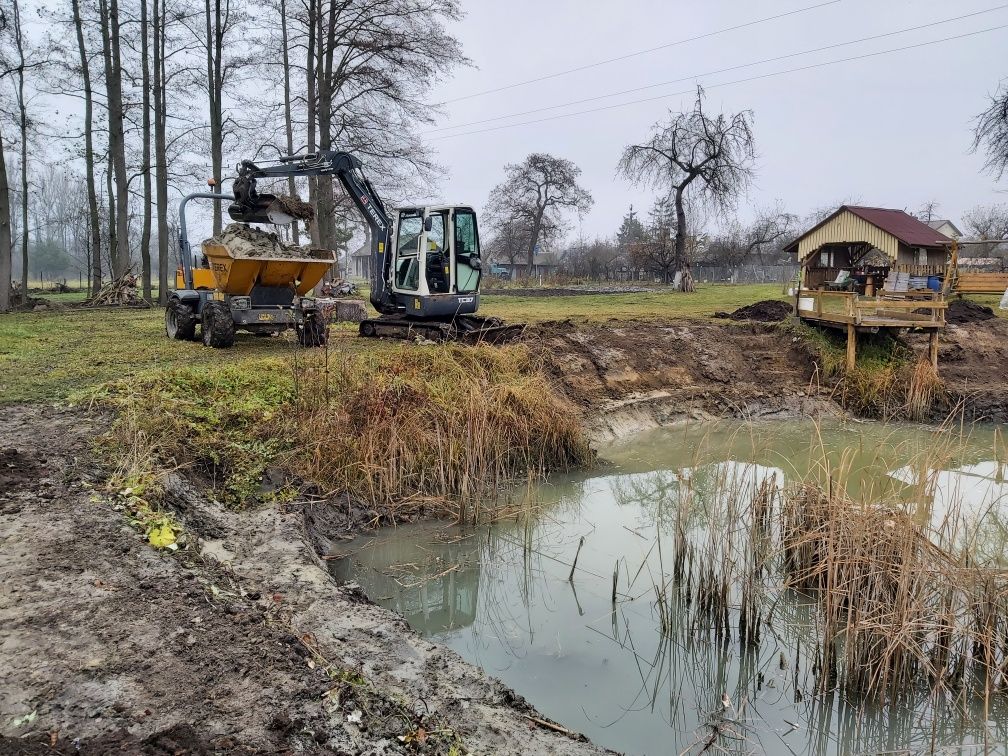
[{"left": 416, "top": 0, "right": 1007, "bottom": 240}]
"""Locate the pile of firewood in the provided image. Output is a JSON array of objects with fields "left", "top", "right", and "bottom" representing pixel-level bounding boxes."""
[{"left": 84, "top": 274, "right": 146, "bottom": 306}]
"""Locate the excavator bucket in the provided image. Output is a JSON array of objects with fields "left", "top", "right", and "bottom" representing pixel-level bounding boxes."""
[{"left": 228, "top": 172, "right": 315, "bottom": 225}]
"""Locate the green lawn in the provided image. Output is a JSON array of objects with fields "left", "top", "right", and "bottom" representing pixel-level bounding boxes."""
[
  {"left": 1, "top": 283, "right": 1001, "bottom": 405},
  {"left": 480, "top": 283, "right": 789, "bottom": 322}
]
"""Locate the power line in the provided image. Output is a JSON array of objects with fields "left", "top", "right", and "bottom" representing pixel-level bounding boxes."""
[
  {"left": 426, "top": 4, "right": 1008, "bottom": 135},
  {"left": 438, "top": 0, "right": 844, "bottom": 105},
  {"left": 429, "top": 23, "right": 1008, "bottom": 142}
]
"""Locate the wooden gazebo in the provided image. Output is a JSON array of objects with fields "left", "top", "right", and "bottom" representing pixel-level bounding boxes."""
[{"left": 785, "top": 206, "right": 952, "bottom": 370}]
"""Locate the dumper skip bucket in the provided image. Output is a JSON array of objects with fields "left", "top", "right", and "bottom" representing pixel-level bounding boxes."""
[{"left": 201, "top": 242, "right": 336, "bottom": 296}]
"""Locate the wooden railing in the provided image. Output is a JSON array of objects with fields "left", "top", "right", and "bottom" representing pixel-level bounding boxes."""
[{"left": 797, "top": 289, "right": 946, "bottom": 327}]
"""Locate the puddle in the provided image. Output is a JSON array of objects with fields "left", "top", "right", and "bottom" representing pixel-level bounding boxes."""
[{"left": 328, "top": 419, "right": 1008, "bottom": 755}]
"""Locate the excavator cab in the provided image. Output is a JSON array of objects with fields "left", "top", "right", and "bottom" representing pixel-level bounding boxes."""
[{"left": 388, "top": 206, "right": 482, "bottom": 318}]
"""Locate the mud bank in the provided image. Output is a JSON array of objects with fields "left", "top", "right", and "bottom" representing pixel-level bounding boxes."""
[
  {"left": 530, "top": 317, "right": 1008, "bottom": 440},
  {"left": 530, "top": 319, "right": 841, "bottom": 442},
  {"left": 0, "top": 406, "right": 607, "bottom": 755}
]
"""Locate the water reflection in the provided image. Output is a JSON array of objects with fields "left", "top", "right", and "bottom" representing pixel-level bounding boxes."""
[{"left": 330, "top": 420, "right": 1008, "bottom": 755}]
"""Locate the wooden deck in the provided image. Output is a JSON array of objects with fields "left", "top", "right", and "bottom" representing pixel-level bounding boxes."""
[
  {"left": 796, "top": 289, "right": 946, "bottom": 330},
  {"left": 796, "top": 289, "right": 945, "bottom": 371}
]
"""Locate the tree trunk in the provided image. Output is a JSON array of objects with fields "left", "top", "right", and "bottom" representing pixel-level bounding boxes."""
[
  {"left": 205, "top": 0, "right": 224, "bottom": 234},
  {"left": 526, "top": 208, "right": 545, "bottom": 278},
  {"left": 314, "top": 0, "right": 336, "bottom": 252},
  {"left": 106, "top": 139, "right": 116, "bottom": 274},
  {"left": 99, "top": 0, "right": 130, "bottom": 278},
  {"left": 140, "top": 0, "right": 153, "bottom": 302},
  {"left": 153, "top": 0, "right": 169, "bottom": 303},
  {"left": 305, "top": 0, "right": 320, "bottom": 247},
  {"left": 74, "top": 0, "right": 103, "bottom": 298},
  {"left": 0, "top": 121, "right": 11, "bottom": 311},
  {"left": 673, "top": 187, "right": 694, "bottom": 293},
  {"left": 13, "top": 0, "right": 28, "bottom": 296},
  {"left": 279, "top": 0, "right": 299, "bottom": 244}
]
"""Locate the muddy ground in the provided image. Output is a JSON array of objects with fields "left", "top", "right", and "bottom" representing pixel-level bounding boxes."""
[
  {"left": 2, "top": 316, "right": 1007, "bottom": 755},
  {"left": 0, "top": 406, "right": 608, "bottom": 755}
]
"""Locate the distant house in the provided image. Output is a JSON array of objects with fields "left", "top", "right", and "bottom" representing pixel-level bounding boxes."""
[
  {"left": 350, "top": 244, "right": 372, "bottom": 280},
  {"left": 927, "top": 219, "right": 963, "bottom": 239},
  {"left": 494, "top": 254, "right": 561, "bottom": 279}
]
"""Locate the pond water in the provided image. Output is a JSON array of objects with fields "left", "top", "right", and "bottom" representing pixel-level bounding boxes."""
[{"left": 327, "top": 420, "right": 1008, "bottom": 755}]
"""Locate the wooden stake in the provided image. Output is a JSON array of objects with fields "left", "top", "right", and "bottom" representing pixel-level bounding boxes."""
[
  {"left": 846, "top": 323, "right": 857, "bottom": 372},
  {"left": 929, "top": 330, "right": 939, "bottom": 373}
]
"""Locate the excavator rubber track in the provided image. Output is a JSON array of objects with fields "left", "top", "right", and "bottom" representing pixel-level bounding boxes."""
[{"left": 359, "top": 314, "right": 525, "bottom": 344}]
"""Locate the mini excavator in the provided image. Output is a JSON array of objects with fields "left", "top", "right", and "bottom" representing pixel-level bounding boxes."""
[{"left": 167, "top": 150, "right": 521, "bottom": 347}]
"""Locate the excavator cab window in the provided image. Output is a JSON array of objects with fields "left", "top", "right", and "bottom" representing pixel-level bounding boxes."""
[
  {"left": 425, "top": 211, "right": 450, "bottom": 294},
  {"left": 395, "top": 211, "right": 423, "bottom": 291},
  {"left": 454, "top": 209, "right": 481, "bottom": 294}
]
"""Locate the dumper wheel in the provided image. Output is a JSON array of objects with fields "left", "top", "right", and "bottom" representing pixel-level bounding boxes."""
[
  {"left": 166, "top": 299, "right": 197, "bottom": 341},
  {"left": 297, "top": 316, "right": 328, "bottom": 347},
  {"left": 202, "top": 302, "right": 235, "bottom": 348}
]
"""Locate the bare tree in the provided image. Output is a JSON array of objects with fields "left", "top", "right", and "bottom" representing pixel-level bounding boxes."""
[
  {"left": 139, "top": 0, "right": 153, "bottom": 301},
  {"left": 974, "top": 79, "right": 1008, "bottom": 181},
  {"left": 72, "top": 0, "right": 103, "bottom": 297},
  {"left": 12, "top": 0, "right": 26, "bottom": 295},
  {"left": 152, "top": 0, "right": 169, "bottom": 303},
  {"left": 487, "top": 153, "right": 593, "bottom": 277},
  {"left": 98, "top": 0, "right": 131, "bottom": 277},
  {"left": 194, "top": 0, "right": 247, "bottom": 235},
  {"left": 619, "top": 87, "right": 755, "bottom": 292},
  {"left": 914, "top": 200, "right": 942, "bottom": 224},
  {"left": 278, "top": 0, "right": 299, "bottom": 244},
  {"left": 0, "top": 111, "right": 10, "bottom": 310},
  {"left": 708, "top": 205, "right": 797, "bottom": 267},
  {"left": 963, "top": 203, "right": 1008, "bottom": 265},
  {"left": 300, "top": 0, "right": 468, "bottom": 251}
]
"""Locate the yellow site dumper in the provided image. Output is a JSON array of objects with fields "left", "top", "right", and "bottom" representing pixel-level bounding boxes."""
[{"left": 167, "top": 221, "right": 336, "bottom": 348}]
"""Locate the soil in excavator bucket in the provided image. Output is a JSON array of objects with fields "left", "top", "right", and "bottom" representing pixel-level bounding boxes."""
[{"left": 202, "top": 224, "right": 335, "bottom": 296}]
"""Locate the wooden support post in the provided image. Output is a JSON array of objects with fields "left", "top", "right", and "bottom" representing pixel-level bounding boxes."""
[
  {"left": 846, "top": 323, "right": 856, "bottom": 372},
  {"left": 929, "top": 329, "right": 939, "bottom": 373}
]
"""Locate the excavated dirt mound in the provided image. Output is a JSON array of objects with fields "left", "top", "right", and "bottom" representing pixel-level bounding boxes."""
[
  {"left": 207, "top": 223, "right": 330, "bottom": 260},
  {"left": 946, "top": 298, "right": 996, "bottom": 325},
  {"left": 713, "top": 299, "right": 794, "bottom": 323}
]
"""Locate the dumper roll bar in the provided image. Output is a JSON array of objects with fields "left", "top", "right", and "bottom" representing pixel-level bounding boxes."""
[
  {"left": 176, "top": 151, "right": 396, "bottom": 315},
  {"left": 177, "top": 192, "right": 226, "bottom": 291}
]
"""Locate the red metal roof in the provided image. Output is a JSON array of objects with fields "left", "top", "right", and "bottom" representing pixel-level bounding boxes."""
[{"left": 844, "top": 206, "right": 952, "bottom": 247}]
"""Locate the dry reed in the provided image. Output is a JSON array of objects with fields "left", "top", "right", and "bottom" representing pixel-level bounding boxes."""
[
  {"left": 285, "top": 343, "right": 591, "bottom": 520},
  {"left": 651, "top": 420, "right": 1008, "bottom": 705}
]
